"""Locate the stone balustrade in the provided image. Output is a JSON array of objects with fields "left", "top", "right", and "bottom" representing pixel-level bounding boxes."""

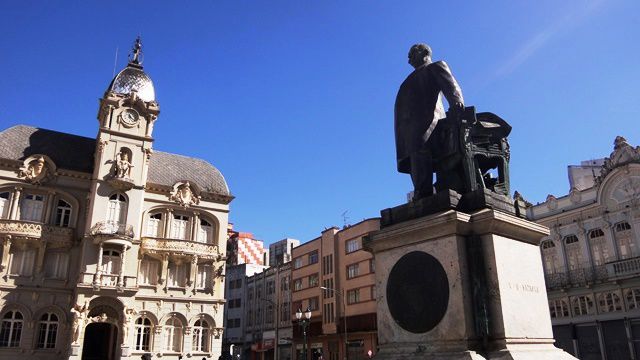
[
  {"left": 141, "top": 237, "right": 221, "bottom": 259},
  {"left": 0, "top": 219, "right": 74, "bottom": 243},
  {"left": 89, "top": 221, "right": 134, "bottom": 239},
  {"left": 607, "top": 256, "right": 640, "bottom": 278}
]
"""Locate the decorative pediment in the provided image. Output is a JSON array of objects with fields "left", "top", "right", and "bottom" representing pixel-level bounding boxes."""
[
  {"left": 170, "top": 181, "right": 201, "bottom": 207},
  {"left": 597, "top": 136, "right": 640, "bottom": 184},
  {"left": 18, "top": 155, "right": 56, "bottom": 184}
]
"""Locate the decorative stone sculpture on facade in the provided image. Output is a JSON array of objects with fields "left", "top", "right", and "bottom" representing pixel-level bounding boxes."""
[
  {"left": 122, "top": 308, "right": 136, "bottom": 345},
  {"left": 170, "top": 181, "right": 200, "bottom": 207},
  {"left": 70, "top": 301, "right": 90, "bottom": 344},
  {"left": 18, "top": 155, "right": 56, "bottom": 184},
  {"left": 116, "top": 151, "right": 133, "bottom": 178},
  {"left": 596, "top": 136, "right": 640, "bottom": 184}
]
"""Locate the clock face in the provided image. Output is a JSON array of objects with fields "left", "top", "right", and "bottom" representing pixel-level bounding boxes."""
[{"left": 121, "top": 109, "right": 140, "bottom": 126}]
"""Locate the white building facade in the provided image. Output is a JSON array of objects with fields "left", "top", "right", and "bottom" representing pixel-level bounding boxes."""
[
  {"left": 0, "top": 39, "right": 231, "bottom": 360},
  {"left": 530, "top": 136, "right": 640, "bottom": 359}
]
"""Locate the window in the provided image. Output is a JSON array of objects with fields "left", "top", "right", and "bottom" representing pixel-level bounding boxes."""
[
  {"left": 294, "top": 257, "right": 303, "bottom": 269},
  {"left": 171, "top": 215, "right": 189, "bottom": 240},
  {"left": 192, "top": 319, "right": 209, "bottom": 352},
  {"left": 615, "top": 222, "right": 635, "bottom": 259},
  {"left": 571, "top": 295, "right": 595, "bottom": 316},
  {"left": 20, "top": 193, "right": 45, "bottom": 222},
  {"left": 541, "top": 240, "right": 555, "bottom": 249},
  {"left": 308, "top": 250, "right": 318, "bottom": 265},
  {"left": 293, "top": 278, "right": 303, "bottom": 291},
  {"left": 308, "top": 297, "right": 319, "bottom": 311},
  {"left": 346, "top": 238, "right": 361, "bottom": 253},
  {"left": 197, "top": 264, "right": 212, "bottom": 290},
  {"left": 549, "top": 299, "right": 569, "bottom": 318},
  {"left": 627, "top": 288, "right": 640, "bottom": 310},
  {"left": 563, "top": 235, "right": 583, "bottom": 270},
  {"left": 371, "top": 285, "right": 377, "bottom": 300},
  {"left": 0, "top": 311, "right": 22, "bottom": 347},
  {"left": 589, "top": 228, "right": 611, "bottom": 266},
  {"left": 308, "top": 274, "right": 319, "bottom": 287},
  {"left": 0, "top": 192, "right": 9, "bottom": 219},
  {"left": 43, "top": 252, "right": 69, "bottom": 279},
  {"left": 198, "top": 219, "right": 213, "bottom": 243},
  {"left": 323, "top": 279, "right": 334, "bottom": 299},
  {"left": 347, "top": 263, "right": 359, "bottom": 279},
  {"left": 266, "top": 280, "right": 275, "bottom": 295},
  {"left": 598, "top": 291, "right": 623, "bottom": 313},
  {"left": 36, "top": 313, "right": 58, "bottom": 349},
  {"left": 146, "top": 213, "right": 162, "bottom": 237},
  {"left": 541, "top": 239, "right": 560, "bottom": 275},
  {"left": 266, "top": 305, "right": 274, "bottom": 324},
  {"left": 140, "top": 258, "right": 159, "bottom": 285},
  {"left": 135, "top": 317, "right": 152, "bottom": 351},
  {"left": 168, "top": 262, "right": 187, "bottom": 287},
  {"left": 10, "top": 249, "right": 36, "bottom": 276},
  {"left": 280, "top": 276, "right": 289, "bottom": 291},
  {"left": 347, "top": 289, "right": 360, "bottom": 304},
  {"left": 164, "top": 317, "right": 183, "bottom": 352},
  {"left": 323, "top": 254, "right": 334, "bottom": 275},
  {"left": 281, "top": 301, "right": 290, "bottom": 322},
  {"left": 106, "top": 194, "right": 126, "bottom": 224},
  {"left": 52, "top": 199, "right": 72, "bottom": 227},
  {"left": 369, "top": 259, "right": 375, "bottom": 273}
]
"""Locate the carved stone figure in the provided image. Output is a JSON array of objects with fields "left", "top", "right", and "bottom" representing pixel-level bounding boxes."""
[
  {"left": 116, "top": 152, "right": 133, "bottom": 178},
  {"left": 170, "top": 181, "right": 200, "bottom": 207},
  {"left": 395, "top": 43, "right": 464, "bottom": 199},
  {"left": 122, "top": 307, "right": 137, "bottom": 345},
  {"left": 19, "top": 155, "right": 54, "bottom": 184},
  {"left": 70, "top": 301, "right": 90, "bottom": 344}
]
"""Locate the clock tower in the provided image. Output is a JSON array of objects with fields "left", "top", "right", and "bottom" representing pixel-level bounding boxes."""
[{"left": 82, "top": 37, "right": 160, "bottom": 288}]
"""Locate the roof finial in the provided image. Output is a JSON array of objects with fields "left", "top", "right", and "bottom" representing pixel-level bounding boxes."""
[{"left": 129, "top": 36, "right": 143, "bottom": 66}]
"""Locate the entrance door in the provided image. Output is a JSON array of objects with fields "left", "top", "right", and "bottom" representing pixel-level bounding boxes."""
[{"left": 82, "top": 323, "right": 118, "bottom": 360}]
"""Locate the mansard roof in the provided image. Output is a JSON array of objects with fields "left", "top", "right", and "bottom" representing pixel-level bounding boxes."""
[{"left": 0, "top": 125, "right": 230, "bottom": 196}]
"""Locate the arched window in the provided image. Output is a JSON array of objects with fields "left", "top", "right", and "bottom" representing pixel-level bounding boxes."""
[
  {"left": 0, "top": 311, "right": 23, "bottom": 347},
  {"left": 146, "top": 213, "right": 163, "bottom": 237},
  {"left": 563, "top": 235, "right": 583, "bottom": 270},
  {"left": 571, "top": 295, "right": 595, "bottom": 316},
  {"left": 164, "top": 317, "right": 183, "bottom": 352},
  {"left": 198, "top": 219, "right": 213, "bottom": 243},
  {"left": 106, "top": 194, "right": 127, "bottom": 224},
  {"left": 540, "top": 240, "right": 559, "bottom": 275},
  {"left": 171, "top": 215, "right": 189, "bottom": 240},
  {"left": 20, "top": 193, "right": 45, "bottom": 222},
  {"left": 626, "top": 288, "right": 640, "bottom": 311},
  {"left": 589, "top": 228, "right": 611, "bottom": 266},
  {"left": 0, "top": 192, "right": 9, "bottom": 219},
  {"left": 134, "top": 317, "right": 152, "bottom": 351},
  {"left": 36, "top": 313, "right": 58, "bottom": 349},
  {"left": 54, "top": 200, "right": 72, "bottom": 227},
  {"left": 192, "top": 319, "right": 209, "bottom": 352},
  {"left": 615, "top": 222, "right": 635, "bottom": 259}
]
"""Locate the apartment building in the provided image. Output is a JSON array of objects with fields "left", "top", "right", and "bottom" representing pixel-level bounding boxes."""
[{"left": 291, "top": 219, "right": 380, "bottom": 360}]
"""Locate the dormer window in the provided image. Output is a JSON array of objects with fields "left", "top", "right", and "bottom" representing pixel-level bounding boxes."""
[
  {"left": 54, "top": 200, "right": 72, "bottom": 227},
  {"left": 20, "top": 193, "right": 45, "bottom": 222},
  {"left": 107, "top": 194, "right": 127, "bottom": 224}
]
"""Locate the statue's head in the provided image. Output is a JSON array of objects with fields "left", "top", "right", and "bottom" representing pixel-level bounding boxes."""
[{"left": 408, "top": 43, "right": 432, "bottom": 69}]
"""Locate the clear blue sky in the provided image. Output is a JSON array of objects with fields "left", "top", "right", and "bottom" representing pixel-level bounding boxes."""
[{"left": 1, "top": 1, "right": 638, "bottom": 245}]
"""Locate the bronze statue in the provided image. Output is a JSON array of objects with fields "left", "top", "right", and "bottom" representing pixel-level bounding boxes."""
[{"left": 395, "top": 44, "right": 464, "bottom": 199}]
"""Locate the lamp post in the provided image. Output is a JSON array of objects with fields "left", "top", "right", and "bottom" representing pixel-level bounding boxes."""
[
  {"left": 295, "top": 307, "right": 312, "bottom": 360},
  {"left": 320, "top": 286, "right": 348, "bottom": 360},
  {"left": 260, "top": 297, "right": 279, "bottom": 360}
]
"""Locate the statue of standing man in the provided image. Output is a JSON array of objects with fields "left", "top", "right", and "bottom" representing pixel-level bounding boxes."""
[{"left": 394, "top": 43, "right": 464, "bottom": 200}]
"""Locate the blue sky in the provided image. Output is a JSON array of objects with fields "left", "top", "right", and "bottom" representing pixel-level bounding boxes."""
[{"left": 1, "top": 1, "right": 638, "bottom": 245}]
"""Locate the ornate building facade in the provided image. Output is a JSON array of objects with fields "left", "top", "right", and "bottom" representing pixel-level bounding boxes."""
[
  {"left": 529, "top": 137, "right": 640, "bottom": 359},
  {"left": 0, "top": 39, "right": 231, "bottom": 359}
]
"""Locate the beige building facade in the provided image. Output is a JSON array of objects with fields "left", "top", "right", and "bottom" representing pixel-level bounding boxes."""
[
  {"left": 0, "top": 39, "right": 231, "bottom": 360},
  {"left": 530, "top": 136, "right": 640, "bottom": 359},
  {"left": 290, "top": 219, "right": 379, "bottom": 360}
]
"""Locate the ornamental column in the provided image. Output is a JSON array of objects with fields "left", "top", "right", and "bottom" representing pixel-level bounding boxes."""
[
  {"left": 93, "top": 243, "right": 104, "bottom": 287},
  {"left": 8, "top": 187, "right": 22, "bottom": 220},
  {"left": 1, "top": 236, "right": 11, "bottom": 272},
  {"left": 117, "top": 245, "right": 127, "bottom": 288}
]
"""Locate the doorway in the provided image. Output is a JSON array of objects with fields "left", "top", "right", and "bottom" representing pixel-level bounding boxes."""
[{"left": 81, "top": 322, "right": 118, "bottom": 360}]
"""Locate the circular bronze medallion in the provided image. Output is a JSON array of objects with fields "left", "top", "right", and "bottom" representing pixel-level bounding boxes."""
[{"left": 386, "top": 251, "right": 449, "bottom": 333}]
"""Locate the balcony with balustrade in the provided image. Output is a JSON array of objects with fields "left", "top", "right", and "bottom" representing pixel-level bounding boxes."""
[
  {"left": 140, "top": 236, "right": 222, "bottom": 260},
  {"left": 0, "top": 219, "right": 74, "bottom": 245},
  {"left": 545, "top": 256, "right": 640, "bottom": 290}
]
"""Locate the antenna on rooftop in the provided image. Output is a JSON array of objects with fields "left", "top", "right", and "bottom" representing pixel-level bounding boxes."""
[
  {"left": 341, "top": 210, "right": 350, "bottom": 228},
  {"left": 112, "top": 46, "right": 119, "bottom": 78}
]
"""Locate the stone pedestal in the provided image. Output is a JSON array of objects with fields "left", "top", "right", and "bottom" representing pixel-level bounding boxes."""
[{"left": 365, "top": 207, "right": 576, "bottom": 360}]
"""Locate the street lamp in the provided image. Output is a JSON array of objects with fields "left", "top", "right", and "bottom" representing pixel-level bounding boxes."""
[
  {"left": 320, "top": 286, "right": 348, "bottom": 360},
  {"left": 296, "top": 307, "right": 312, "bottom": 360}
]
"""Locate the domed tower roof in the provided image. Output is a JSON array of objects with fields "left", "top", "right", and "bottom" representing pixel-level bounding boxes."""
[{"left": 105, "top": 37, "right": 156, "bottom": 102}]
